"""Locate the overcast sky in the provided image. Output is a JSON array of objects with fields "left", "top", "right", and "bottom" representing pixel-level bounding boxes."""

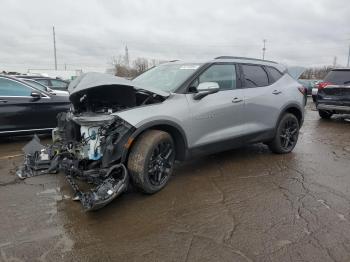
[{"left": 1, "top": 0, "right": 349, "bottom": 72}]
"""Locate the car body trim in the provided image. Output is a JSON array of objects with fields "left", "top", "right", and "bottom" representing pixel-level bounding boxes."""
[{"left": 0, "top": 128, "right": 53, "bottom": 134}]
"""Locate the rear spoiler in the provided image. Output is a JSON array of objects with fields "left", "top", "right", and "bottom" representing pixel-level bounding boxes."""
[{"left": 287, "top": 66, "right": 306, "bottom": 80}]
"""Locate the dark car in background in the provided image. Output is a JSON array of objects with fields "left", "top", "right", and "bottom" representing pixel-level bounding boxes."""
[
  {"left": 18, "top": 78, "right": 69, "bottom": 96},
  {"left": 299, "top": 79, "right": 322, "bottom": 102},
  {"left": 16, "top": 75, "right": 69, "bottom": 91},
  {"left": 0, "top": 75, "right": 70, "bottom": 135},
  {"left": 316, "top": 68, "right": 350, "bottom": 119}
]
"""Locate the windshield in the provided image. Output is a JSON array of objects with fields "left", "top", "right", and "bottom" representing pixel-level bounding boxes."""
[{"left": 132, "top": 63, "right": 201, "bottom": 92}]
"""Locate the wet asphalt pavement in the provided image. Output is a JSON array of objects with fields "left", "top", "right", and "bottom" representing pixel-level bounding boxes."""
[{"left": 1, "top": 101, "right": 350, "bottom": 262}]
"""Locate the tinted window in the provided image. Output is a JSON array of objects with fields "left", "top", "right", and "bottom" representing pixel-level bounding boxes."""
[
  {"left": 324, "top": 70, "right": 350, "bottom": 85},
  {"left": 24, "top": 80, "right": 46, "bottom": 91},
  {"left": 51, "top": 79, "right": 68, "bottom": 88},
  {"left": 35, "top": 79, "right": 49, "bottom": 86},
  {"left": 241, "top": 65, "right": 269, "bottom": 87},
  {"left": 266, "top": 66, "right": 283, "bottom": 83},
  {"left": 198, "top": 64, "right": 236, "bottom": 90},
  {"left": 0, "top": 78, "right": 33, "bottom": 96}
]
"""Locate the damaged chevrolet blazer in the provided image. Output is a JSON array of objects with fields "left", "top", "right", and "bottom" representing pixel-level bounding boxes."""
[{"left": 17, "top": 56, "right": 305, "bottom": 210}]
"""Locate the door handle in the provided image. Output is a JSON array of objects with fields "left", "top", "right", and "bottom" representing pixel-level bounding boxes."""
[
  {"left": 272, "top": 90, "right": 282, "bottom": 95},
  {"left": 0, "top": 99, "right": 8, "bottom": 103},
  {"left": 232, "top": 97, "right": 243, "bottom": 103}
]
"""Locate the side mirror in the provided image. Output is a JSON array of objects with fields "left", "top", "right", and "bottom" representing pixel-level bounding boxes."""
[
  {"left": 47, "top": 88, "right": 56, "bottom": 95},
  {"left": 30, "top": 91, "right": 42, "bottom": 100},
  {"left": 193, "top": 82, "right": 220, "bottom": 100}
]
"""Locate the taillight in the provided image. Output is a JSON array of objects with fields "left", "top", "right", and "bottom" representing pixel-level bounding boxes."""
[
  {"left": 317, "top": 82, "right": 331, "bottom": 90},
  {"left": 298, "top": 86, "right": 306, "bottom": 95}
]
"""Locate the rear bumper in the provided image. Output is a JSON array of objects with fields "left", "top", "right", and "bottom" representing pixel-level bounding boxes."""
[{"left": 317, "top": 104, "right": 350, "bottom": 113}]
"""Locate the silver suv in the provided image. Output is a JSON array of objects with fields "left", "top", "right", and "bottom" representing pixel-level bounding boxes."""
[{"left": 18, "top": 56, "right": 305, "bottom": 210}]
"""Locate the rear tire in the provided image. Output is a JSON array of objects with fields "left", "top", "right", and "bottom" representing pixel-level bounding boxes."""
[
  {"left": 268, "top": 113, "right": 300, "bottom": 154},
  {"left": 318, "top": 110, "right": 332, "bottom": 119},
  {"left": 127, "top": 130, "right": 175, "bottom": 194}
]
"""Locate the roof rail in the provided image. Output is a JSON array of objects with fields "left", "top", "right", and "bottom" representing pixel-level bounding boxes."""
[{"left": 214, "top": 56, "right": 277, "bottom": 64}]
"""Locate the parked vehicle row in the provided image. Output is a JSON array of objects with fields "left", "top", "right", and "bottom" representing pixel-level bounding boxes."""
[
  {"left": 298, "top": 79, "right": 322, "bottom": 102},
  {"left": 20, "top": 78, "right": 69, "bottom": 96},
  {"left": 15, "top": 75, "right": 69, "bottom": 91}
]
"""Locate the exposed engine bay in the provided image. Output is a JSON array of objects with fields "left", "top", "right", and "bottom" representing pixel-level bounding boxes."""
[{"left": 16, "top": 73, "right": 167, "bottom": 211}]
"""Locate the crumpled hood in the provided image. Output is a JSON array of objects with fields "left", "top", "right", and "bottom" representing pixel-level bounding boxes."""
[{"left": 68, "top": 72, "right": 170, "bottom": 98}]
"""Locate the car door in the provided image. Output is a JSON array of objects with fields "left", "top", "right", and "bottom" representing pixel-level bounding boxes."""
[
  {"left": 0, "top": 77, "right": 68, "bottom": 133},
  {"left": 241, "top": 64, "right": 285, "bottom": 136},
  {"left": 0, "top": 77, "right": 43, "bottom": 132},
  {"left": 185, "top": 63, "right": 245, "bottom": 151}
]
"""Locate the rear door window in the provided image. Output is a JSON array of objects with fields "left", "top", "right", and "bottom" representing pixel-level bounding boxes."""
[
  {"left": 324, "top": 70, "right": 350, "bottom": 85},
  {"left": 0, "top": 78, "right": 33, "bottom": 96},
  {"left": 241, "top": 64, "right": 269, "bottom": 88},
  {"left": 265, "top": 66, "right": 283, "bottom": 83}
]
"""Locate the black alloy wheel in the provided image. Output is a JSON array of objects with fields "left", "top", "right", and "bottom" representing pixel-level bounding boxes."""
[
  {"left": 148, "top": 141, "right": 174, "bottom": 186},
  {"left": 279, "top": 118, "right": 299, "bottom": 151}
]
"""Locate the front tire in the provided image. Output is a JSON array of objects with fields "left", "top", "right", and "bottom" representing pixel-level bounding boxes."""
[
  {"left": 318, "top": 110, "right": 332, "bottom": 119},
  {"left": 268, "top": 113, "right": 300, "bottom": 154},
  {"left": 127, "top": 130, "right": 175, "bottom": 194}
]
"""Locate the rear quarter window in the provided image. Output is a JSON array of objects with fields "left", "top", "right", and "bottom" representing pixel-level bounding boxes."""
[{"left": 265, "top": 66, "right": 283, "bottom": 83}]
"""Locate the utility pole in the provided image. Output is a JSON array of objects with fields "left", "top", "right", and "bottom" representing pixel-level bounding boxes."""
[
  {"left": 333, "top": 56, "right": 337, "bottom": 67},
  {"left": 53, "top": 26, "right": 57, "bottom": 70},
  {"left": 124, "top": 45, "right": 129, "bottom": 67},
  {"left": 262, "top": 39, "right": 267, "bottom": 60}
]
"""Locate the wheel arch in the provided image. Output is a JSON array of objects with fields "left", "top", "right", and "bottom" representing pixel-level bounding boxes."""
[
  {"left": 122, "top": 120, "right": 188, "bottom": 162},
  {"left": 277, "top": 103, "right": 304, "bottom": 128}
]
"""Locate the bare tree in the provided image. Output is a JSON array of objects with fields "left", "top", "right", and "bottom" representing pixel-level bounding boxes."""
[
  {"left": 300, "top": 66, "right": 333, "bottom": 79},
  {"left": 133, "top": 58, "right": 149, "bottom": 74}
]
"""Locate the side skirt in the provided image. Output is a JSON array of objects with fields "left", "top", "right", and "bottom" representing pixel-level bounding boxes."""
[{"left": 186, "top": 129, "right": 275, "bottom": 159}]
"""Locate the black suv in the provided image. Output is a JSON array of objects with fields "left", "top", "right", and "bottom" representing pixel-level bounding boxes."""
[{"left": 316, "top": 69, "right": 350, "bottom": 118}]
